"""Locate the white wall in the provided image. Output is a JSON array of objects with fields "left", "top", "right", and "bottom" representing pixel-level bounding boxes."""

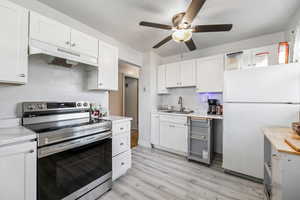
[
  {"left": 162, "top": 32, "right": 286, "bottom": 64},
  {"left": 0, "top": 55, "right": 108, "bottom": 119},
  {"left": 9, "top": 0, "right": 143, "bottom": 66},
  {"left": 139, "top": 51, "right": 162, "bottom": 147}
]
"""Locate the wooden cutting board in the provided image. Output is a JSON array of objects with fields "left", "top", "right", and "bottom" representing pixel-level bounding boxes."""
[{"left": 285, "top": 132, "right": 300, "bottom": 152}]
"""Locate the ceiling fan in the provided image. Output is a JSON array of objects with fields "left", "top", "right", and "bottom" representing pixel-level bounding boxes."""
[{"left": 139, "top": 0, "right": 233, "bottom": 51}]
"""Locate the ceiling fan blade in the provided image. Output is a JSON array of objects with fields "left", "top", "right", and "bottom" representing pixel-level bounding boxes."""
[
  {"left": 153, "top": 35, "right": 172, "bottom": 49},
  {"left": 193, "top": 24, "right": 233, "bottom": 32},
  {"left": 139, "top": 21, "right": 173, "bottom": 30},
  {"left": 183, "top": 0, "right": 206, "bottom": 24},
  {"left": 185, "top": 39, "right": 197, "bottom": 51}
]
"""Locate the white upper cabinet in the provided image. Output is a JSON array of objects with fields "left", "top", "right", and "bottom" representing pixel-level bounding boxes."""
[
  {"left": 30, "top": 12, "right": 99, "bottom": 65},
  {"left": 166, "top": 62, "right": 180, "bottom": 88},
  {"left": 180, "top": 59, "right": 196, "bottom": 87},
  {"left": 88, "top": 41, "right": 119, "bottom": 91},
  {"left": 30, "top": 11, "right": 71, "bottom": 49},
  {"left": 165, "top": 59, "right": 196, "bottom": 88},
  {"left": 0, "top": 141, "right": 37, "bottom": 200},
  {"left": 70, "top": 29, "right": 98, "bottom": 57},
  {"left": 0, "top": 0, "right": 28, "bottom": 84},
  {"left": 157, "top": 65, "right": 169, "bottom": 94},
  {"left": 196, "top": 55, "right": 224, "bottom": 93}
]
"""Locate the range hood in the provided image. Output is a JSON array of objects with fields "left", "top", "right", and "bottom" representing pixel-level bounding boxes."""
[{"left": 29, "top": 39, "right": 98, "bottom": 67}]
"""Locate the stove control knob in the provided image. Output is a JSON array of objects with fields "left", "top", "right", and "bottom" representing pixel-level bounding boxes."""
[
  {"left": 27, "top": 105, "right": 35, "bottom": 111},
  {"left": 77, "top": 103, "right": 82, "bottom": 107},
  {"left": 83, "top": 102, "right": 89, "bottom": 107},
  {"left": 38, "top": 104, "right": 44, "bottom": 110}
]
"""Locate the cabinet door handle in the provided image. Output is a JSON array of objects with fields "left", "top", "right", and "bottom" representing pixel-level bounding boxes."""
[
  {"left": 71, "top": 43, "right": 76, "bottom": 47},
  {"left": 29, "top": 150, "right": 35, "bottom": 153},
  {"left": 65, "top": 41, "right": 70, "bottom": 45},
  {"left": 120, "top": 127, "right": 124, "bottom": 130},
  {"left": 121, "top": 162, "right": 125, "bottom": 166},
  {"left": 19, "top": 74, "right": 26, "bottom": 78},
  {"left": 120, "top": 142, "right": 124, "bottom": 146},
  {"left": 99, "top": 83, "right": 103, "bottom": 86}
]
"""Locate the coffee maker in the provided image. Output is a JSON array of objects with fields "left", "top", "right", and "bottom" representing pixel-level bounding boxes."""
[{"left": 207, "top": 99, "right": 218, "bottom": 115}]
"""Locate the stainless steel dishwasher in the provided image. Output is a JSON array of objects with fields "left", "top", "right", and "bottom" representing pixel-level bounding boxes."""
[{"left": 188, "top": 117, "right": 213, "bottom": 165}]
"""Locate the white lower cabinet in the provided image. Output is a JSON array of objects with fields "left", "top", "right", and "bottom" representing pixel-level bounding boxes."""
[
  {"left": 264, "top": 137, "right": 300, "bottom": 200},
  {"left": 112, "top": 120, "right": 131, "bottom": 181},
  {"left": 112, "top": 150, "right": 131, "bottom": 181},
  {"left": 0, "top": 141, "right": 37, "bottom": 200},
  {"left": 150, "top": 113, "right": 160, "bottom": 145},
  {"left": 159, "top": 115, "right": 188, "bottom": 154}
]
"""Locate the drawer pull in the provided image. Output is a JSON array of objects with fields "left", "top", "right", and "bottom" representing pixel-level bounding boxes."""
[
  {"left": 121, "top": 162, "right": 125, "bottom": 166},
  {"left": 120, "top": 127, "right": 124, "bottom": 130},
  {"left": 120, "top": 142, "right": 124, "bottom": 146}
]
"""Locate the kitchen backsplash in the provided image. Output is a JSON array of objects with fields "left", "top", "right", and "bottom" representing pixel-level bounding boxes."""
[
  {"left": 158, "top": 88, "right": 223, "bottom": 113},
  {"left": 0, "top": 55, "right": 108, "bottom": 119}
]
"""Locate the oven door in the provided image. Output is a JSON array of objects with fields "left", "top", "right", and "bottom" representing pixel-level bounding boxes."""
[{"left": 37, "top": 132, "right": 112, "bottom": 200}]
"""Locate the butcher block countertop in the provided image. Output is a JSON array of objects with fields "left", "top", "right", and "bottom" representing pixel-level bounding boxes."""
[{"left": 263, "top": 128, "right": 300, "bottom": 156}]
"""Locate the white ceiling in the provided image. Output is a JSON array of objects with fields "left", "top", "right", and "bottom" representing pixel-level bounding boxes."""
[{"left": 37, "top": 0, "right": 300, "bottom": 57}]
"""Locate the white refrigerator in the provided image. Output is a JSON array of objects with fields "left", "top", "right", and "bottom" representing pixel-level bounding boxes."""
[{"left": 223, "top": 63, "right": 300, "bottom": 179}]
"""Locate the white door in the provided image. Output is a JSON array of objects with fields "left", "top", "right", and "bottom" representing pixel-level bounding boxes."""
[
  {"left": 30, "top": 11, "right": 71, "bottom": 49},
  {"left": 223, "top": 103, "right": 299, "bottom": 179},
  {"left": 180, "top": 59, "right": 196, "bottom": 87},
  {"left": 172, "top": 123, "right": 188, "bottom": 153},
  {"left": 157, "top": 65, "right": 168, "bottom": 94},
  {"left": 159, "top": 122, "right": 188, "bottom": 153},
  {"left": 70, "top": 29, "right": 98, "bottom": 58},
  {"left": 151, "top": 113, "right": 160, "bottom": 145},
  {"left": 166, "top": 62, "right": 180, "bottom": 88},
  {"left": 224, "top": 64, "right": 300, "bottom": 103},
  {"left": 98, "top": 41, "right": 118, "bottom": 90},
  {"left": 196, "top": 55, "right": 224, "bottom": 92},
  {"left": 0, "top": 142, "right": 36, "bottom": 200},
  {"left": 0, "top": 0, "right": 28, "bottom": 84}
]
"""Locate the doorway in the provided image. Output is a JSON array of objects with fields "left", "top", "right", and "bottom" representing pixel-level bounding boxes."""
[
  {"left": 109, "top": 61, "right": 140, "bottom": 148},
  {"left": 124, "top": 76, "right": 139, "bottom": 147}
]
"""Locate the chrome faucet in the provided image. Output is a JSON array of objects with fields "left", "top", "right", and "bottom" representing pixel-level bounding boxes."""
[{"left": 178, "top": 96, "right": 184, "bottom": 112}]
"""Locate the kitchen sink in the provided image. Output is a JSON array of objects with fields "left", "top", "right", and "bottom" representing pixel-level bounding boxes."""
[{"left": 160, "top": 110, "right": 194, "bottom": 114}]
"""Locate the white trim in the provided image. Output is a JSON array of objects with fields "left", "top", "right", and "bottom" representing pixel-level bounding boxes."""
[{"left": 138, "top": 140, "right": 151, "bottom": 148}]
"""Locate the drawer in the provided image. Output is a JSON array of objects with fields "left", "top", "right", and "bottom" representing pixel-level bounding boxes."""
[
  {"left": 113, "top": 121, "right": 131, "bottom": 135},
  {"left": 159, "top": 115, "right": 187, "bottom": 125},
  {"left": 112, "top": 150, "right": 131, "bottom": 181},
  {"left": 191, "top": 119, "right": 211, "bottom": 128},
  {"left": 191, "top": 127, "right": 210, "bottom": 137},
  {"left": 112, "top": 132, "right": 130, "bottom": 156}
]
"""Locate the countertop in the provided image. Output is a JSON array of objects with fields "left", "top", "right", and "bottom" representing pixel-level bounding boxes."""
[
  {"left": 102, "top": 115, "right": 133, "bottom": 123},
  {"left": 263, "top": 128, "right": 300, "bottom": 156},
  {"left": 0, "top": 126, "right": 36, "bottom": 147},
  {"left": 156, "top": 111, "right": 223, "bottom": 120}
]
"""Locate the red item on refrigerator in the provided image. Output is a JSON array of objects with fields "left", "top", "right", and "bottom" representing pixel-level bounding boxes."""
[{"left": 278, "top": 42, "right": 289, "bottom": 64}]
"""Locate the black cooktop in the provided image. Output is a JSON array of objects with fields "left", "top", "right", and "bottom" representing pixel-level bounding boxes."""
[{"left": 24, "top": 118, "right": 108, "bottom": 133}]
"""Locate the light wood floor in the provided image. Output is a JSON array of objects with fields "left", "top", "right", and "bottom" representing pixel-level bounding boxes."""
[{"left": 100, "top": 147, "right": 265, "bottom": 200}]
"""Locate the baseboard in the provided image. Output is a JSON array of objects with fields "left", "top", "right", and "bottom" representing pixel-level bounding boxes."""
[{"left": 138, "top": 140, "right": 151, "bottom": 148}]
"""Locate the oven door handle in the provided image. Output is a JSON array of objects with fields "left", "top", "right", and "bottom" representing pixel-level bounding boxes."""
[{"left": 38, "top": 131, "right": 112, "bottom": 158}]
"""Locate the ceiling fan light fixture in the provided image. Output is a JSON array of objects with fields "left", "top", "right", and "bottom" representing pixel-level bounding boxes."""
[{"left": 172, "top": 29, "right": 193, "bottom": 43}]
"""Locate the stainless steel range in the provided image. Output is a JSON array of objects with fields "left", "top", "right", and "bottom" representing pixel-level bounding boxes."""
[{"left": 22, "top": 101, "right": 112, "bottom": 200}]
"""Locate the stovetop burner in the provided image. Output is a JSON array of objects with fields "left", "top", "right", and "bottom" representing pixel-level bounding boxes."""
[{"left": 24, "top": 118, "right": 108, "bottom": 133}]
